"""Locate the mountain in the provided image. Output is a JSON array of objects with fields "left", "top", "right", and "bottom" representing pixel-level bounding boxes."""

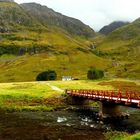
[
  {"left": 21, "top": 3, "right": 94, "bottom": 37},
  {"left": 96, "top": 18, "right": 140, "bottom": 78},
  {"left": 0, "top": 1, "right": 95, "bottom": 36},
  {"left": 0, "top": 1, "right": 110, "bottom": 82},
  {"left": 99, "top": 21, "right": 129, "bottom": 35},
  {"left": 0, "top": 1, "right": 95, "bottom": 54},
  {"left": 0, "top": 1, "right": 42, "bottom": 33},
  {"left": 0, "top": 1, "right": 139, "bottom": 81}
]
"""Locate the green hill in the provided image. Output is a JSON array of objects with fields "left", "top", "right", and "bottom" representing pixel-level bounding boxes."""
[
  {"left": 95, "top": 18, "right": 140, "bottom": 79},
  {"left": 0, "top": 1, "right": 139, "bottom": 82},
  {"left": 0, "top": 1, "right": 111, "bottom": 82},
  {"left": 0, "top": 1, "right": 95, "bottom": 53}
]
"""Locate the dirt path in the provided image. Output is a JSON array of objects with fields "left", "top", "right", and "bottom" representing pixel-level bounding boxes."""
[{"left": 47, "top": 83, "right": 64, "bottom": 92}]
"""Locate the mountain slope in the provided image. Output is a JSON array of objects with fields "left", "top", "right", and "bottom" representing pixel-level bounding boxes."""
[
  {"left": 0, "top": 1, "right": 43, "bottom": 33},
  {"left": 0, "top": 1, "right": 94, "bottom": 55},
  {"left": 99, "top": 21, "right": 129, "bottom": 35},
  {"left": 21, "top": 3, "right": 95, "bottom": 37},
  {"left": 0, "top": 1, "right": 111, "bottom": 82},
  {"left": 96, "top": 18, "right": 140, "bottom": 78}
]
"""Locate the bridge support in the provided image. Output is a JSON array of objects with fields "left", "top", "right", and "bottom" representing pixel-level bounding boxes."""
[
  {"left": 67, "top": 96, "right": 89, "bottom": 106},
  {"left": 99, "top": 101, "right": 124, "bottom": 119}
]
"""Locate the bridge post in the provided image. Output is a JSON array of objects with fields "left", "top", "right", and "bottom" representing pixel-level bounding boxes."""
[
  {"left": 66, "top": 96, "right": 89, "bottom": 106},
  {"left": 99, "top": 101, "right": 123, "bottom": 119}
]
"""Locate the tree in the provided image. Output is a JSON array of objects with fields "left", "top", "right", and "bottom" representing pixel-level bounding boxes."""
[
  {"left": 36, "top": 70, "right": 57, "bottom": 81},
  {"left": 87, "top": 68, "right": 104, "bottom": 80},
  {"left": 47, "top": 70, "right": 57, "bottom": 80}
]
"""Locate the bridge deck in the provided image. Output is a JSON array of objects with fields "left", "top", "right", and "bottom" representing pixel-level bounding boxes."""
[{"left": 66, "top": 89, "right": 140, "bottom": 108}]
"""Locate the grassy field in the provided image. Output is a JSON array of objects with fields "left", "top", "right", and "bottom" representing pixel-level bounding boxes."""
[
  {"left": 0, "top": 81, "right": 63, "bottom": 111},
  {"left": 0, "top": 79, "right": 139, "bottom": 111},
  {"left": 124, "top": 132, "right": 140, "bottom": 140},
  {"left": 0, "top": 52, "right": 110, "bottom": 82},
  {"left": 0, "top": 80, "right": 112, "bottom": 111},
  {"left": 105, "top": 131, "right": 140, "bottom": 140}
]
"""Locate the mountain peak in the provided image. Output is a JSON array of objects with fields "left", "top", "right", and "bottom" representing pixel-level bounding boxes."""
[
  {"left": 21, "top": 2, "right": 95, "bottom": 37},
  {"left": 99, "top": 21, "right": 129, "bottom": 35}
]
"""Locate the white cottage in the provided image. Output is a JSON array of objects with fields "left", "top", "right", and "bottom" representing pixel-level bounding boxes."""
[{"left": 62, "top": 76, "right": 72, "bottom": 81}]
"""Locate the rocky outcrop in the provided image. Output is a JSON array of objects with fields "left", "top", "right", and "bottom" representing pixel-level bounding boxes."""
[{"left": 21, "top": 3, "right": 95, "bottom": 37}]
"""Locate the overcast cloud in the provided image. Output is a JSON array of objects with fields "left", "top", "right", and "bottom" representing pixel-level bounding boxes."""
[{"left": 14, "top": 0, "right": 140, "bottom": 31}]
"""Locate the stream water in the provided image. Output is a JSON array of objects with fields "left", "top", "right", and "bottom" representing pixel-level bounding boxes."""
[{"left": 0, "top": 107, "right": 140, "bottom": 140}]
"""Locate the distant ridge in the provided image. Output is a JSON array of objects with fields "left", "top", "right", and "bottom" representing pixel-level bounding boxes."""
[
  {"left": 21, "top": 3, "right": 95, "bottom": 37},
  {"left": 97, "top": 18, "right": 140, "bottom": 78},
  {"left": 99, "top": 21, "right": 129, "bottom": 35}
]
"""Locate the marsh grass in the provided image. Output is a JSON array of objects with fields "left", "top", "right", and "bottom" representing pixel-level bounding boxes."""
[
  {"left": 104, "top": 131, "right": 128, "bottom": 140},
  {"left": 104, "top": 131, "right": 140, "bottom": 140},
  {"left": 98, "top": 80, "right": 140, "bottom": 92},
  {"left": 0, "top": 79, "right": 139, "bottom": 111},
  {"left": 123, "top": 132, "right": 140, "bottom": 140},
  {"left": 0, "top": 82, "right": 63, "bottom": 111}
]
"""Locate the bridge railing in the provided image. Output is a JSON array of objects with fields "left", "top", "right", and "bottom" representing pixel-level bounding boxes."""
[{"left": 65, "top": 89, "right": 140, "bottom": 107}]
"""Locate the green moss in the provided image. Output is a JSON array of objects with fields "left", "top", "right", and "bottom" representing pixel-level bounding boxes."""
[
  {"left": 123, "top": 132, "right": 140, "bottom": 140},
  {"left": 104, "top": 131, "right": 128, "bottom": 140}
]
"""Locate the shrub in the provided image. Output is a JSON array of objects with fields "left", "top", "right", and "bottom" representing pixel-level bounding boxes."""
[
  {"left": 36, "top": 70, "right": 57, "bottom": 81},
  {"left": 87, "top": 68, "right": 104, "bottom": 80}
]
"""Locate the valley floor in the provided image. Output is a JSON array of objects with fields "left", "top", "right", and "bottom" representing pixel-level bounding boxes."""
[
  {"left": 0, "top": 79, "right": 139, "bottom": 140},
  {"left": 0, "top": 79, "right": 140, "bottom": 111}
]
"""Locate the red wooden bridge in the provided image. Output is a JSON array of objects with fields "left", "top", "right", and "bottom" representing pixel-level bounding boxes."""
[{"left": 66, "top": 89, "right": 140, "bottom": 108}]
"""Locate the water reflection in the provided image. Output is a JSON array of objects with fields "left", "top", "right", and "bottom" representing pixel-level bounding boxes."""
[{"left": 54, "top": 107, "right": 140, "bottom": 133}]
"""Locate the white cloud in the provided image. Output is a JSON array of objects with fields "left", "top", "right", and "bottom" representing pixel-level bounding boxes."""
[{"left": 14, "top": 0, "right": 140, "bottom": 31}]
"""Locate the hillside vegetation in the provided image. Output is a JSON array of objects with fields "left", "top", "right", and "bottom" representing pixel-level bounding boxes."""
[
  {"left": 0, "top": 1, "right": 111, "bottom": 82},
  {"left": 0, "top": 1, "right": 140, "bottom": 82},
  {"left": 95, "top": 19, "right": 140, "bottom": 79},
  {"left": 0, "top": 79, "right": 138, "bottom": 111}
]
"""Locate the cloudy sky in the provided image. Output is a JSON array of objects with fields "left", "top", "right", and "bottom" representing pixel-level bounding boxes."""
[{"left": 15, "top": 0, "right": 140, "bottom": 31}]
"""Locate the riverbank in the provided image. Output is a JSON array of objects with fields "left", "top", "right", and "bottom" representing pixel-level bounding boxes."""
[
  {"left": 0, "top": 110, "right": 106, "bottom": 140},
  {"left": 0, "top": 110, "right": 139, "bottom": 140}
]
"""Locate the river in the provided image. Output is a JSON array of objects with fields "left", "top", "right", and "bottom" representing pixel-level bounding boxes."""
[{"left": 0, "top": 107, "right": 139, "bottom": 140}]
